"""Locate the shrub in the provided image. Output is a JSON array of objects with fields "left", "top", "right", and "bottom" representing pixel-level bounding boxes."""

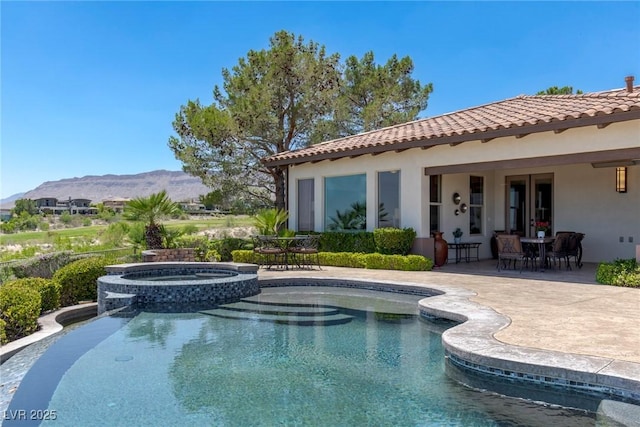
[
  {"left": 4, "top": 278, "right": 60, "bottom": 313},
  {"left": 0, "top": 282, "right": 41, "bottom": 343},
  {"left": 253, "top": 208, "right": 288, "bottom": 235},
  {"left": 373, "top": 228, "right": 416, "bottom": 255},
  {"left": 231, "top": 250, "right": 259, "bottom": 264},
  {"left": 53, "top": 257, "right": 113, "bottom": 306},
  {"left": 59, "top": 211, "right": 73, "bottom": 225},
  {"left": 319, "top": 232, "right": 376, "bottom": 253},
  {"left": 101, "top": 222, "right": 130, "bottom": 247},
  {"left": 596, "top": 259, "right": 640, "bottom": 287},
  {"left": 211, "top": 238, "right": 251, "bottom": 261},
  {"left": 201, "top": 249, "right": 219, "bottom": 262},
  {"left": 0, "top": 318, "right": 6, "bottom": 345},
  {"left": 318, "top": 252, "right": 367, "bottom": 268},
  {"left": 230, "top": 250, "right": 432, "bottom": 271},
  {"left": 10, "top": 251, "right": 74, "bottom": 279},
  {"left": 362, "top": 253, "right": 431, "bottom": 271}
]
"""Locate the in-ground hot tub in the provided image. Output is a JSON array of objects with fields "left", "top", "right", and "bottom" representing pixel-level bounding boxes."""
[{"left": 97, "top": 262, "right": 259, "bottom": 314}]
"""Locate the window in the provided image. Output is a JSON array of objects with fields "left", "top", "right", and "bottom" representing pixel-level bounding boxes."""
[
  {"left": 297, "top": 179, "right": 314, "bottom": 231},
  {"left": 324, "top": 174, "right": 366, "bottom": 231},
  {"left": 429, "top": 175, "right": 441, "bottom": 233},
  {"left": 377, "top": 171, "right": 400, "bottom": 228},
  {"left": 469, "top": 176, "right": 484, "bottom": 235}
]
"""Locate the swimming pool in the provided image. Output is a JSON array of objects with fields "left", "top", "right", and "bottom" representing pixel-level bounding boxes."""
[{"left": 2, "top": 286, "right": 596, "bottom": 426}]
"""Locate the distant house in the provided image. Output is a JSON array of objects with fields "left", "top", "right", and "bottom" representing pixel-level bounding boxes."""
[
  {"left": 34, "top": 198, "right": 58, "bottom": 214},
  {"left": 69, "top": 198, "right": 95, "bottom": 214},
  {"left": 0, "top": 208, "right": 11, "bottom": 221},
  {"left": 179, "top": 201, "right": 208, "bottom": 214},
  {"left": 102, "top": 197, "right": 131, "bottom": 213},
  {"left": 263, "top": 78, "right": 640, "bottom": 263},
  {"left": 34, "top": 197, "right": 97, "bottom": 215}
]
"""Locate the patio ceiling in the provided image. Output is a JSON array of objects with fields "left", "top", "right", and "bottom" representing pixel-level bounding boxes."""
[
  {"left": 263, "top": 85, "right": 640, "bottom": 168},
  {"left": 424, "top": 147, "right": 640, "bottom": 175}
]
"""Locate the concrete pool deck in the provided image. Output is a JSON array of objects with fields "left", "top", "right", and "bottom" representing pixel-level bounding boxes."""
[{"left": 258, "top": 261, "right": 640, "bottom": 403}]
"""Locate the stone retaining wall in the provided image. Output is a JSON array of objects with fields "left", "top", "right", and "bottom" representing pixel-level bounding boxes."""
[{"left": 142, "top": 248, "right": 195, "bottom": 262}]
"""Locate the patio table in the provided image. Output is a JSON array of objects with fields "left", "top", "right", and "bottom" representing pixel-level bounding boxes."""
[
  {"left": 520, "top": 237, "right": 555, "bottom": 272},
  {"left": 447, "top": 242, "right": 482, "bottom": 264},
  {"left": 265, "top": 235, "right": 308, "bottom": 270}
]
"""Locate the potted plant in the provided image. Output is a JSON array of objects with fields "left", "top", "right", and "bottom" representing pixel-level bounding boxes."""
[
  {"left": 452, "top": 227, "right": 463, "bottom": 244},
  {"left": 535, "top": 221, "right": 549, "bottom": 238}
]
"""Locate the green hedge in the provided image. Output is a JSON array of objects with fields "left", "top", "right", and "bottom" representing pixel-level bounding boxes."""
[
  {"left": 361, "top": 253, "right": 432, "bottom": 271},
  {"left": 9, "top": 251, "right": 74, "bottom": 280},
  {"left": 596, "top": 259, "right": 640, "bottom": 287},
  {"left": 318, "top": 232, "right": 376, "bottom": 253},
  {"left": 0, "top": 282, "right": 41, "bottom": 344},
  {"left": 231, "top": 250, "right": 432, "bottom": 272},
  {"left": 3, "top": 277, "right": 60, "bottom": 314},
  {"left": 53, "top": 257, "right": 113, "bottom": 306},
  {"left": 0, "top": 318, "right": 6, "bottom": 345},
  {"left": 373, "top": 228, "right": 416, "bottom": 255},
  {"left": 211, "top": 238, "right": 251, "bottom": 262}
]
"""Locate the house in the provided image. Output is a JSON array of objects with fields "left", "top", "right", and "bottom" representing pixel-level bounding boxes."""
[
  {"left": 263, "top": 77, "right": 640, "bottom": 263},
  {"left": 102, "top": 197, "right": 131, "bottom": 213},
  {"left": 34, "top": 197, "right": 97, "bottom": 215},
  {"left": 34, "top": 197, "right": 58, "bottom": 214},
  {"left": 179, "top": 200, "right": 207, "bottom": 213}
]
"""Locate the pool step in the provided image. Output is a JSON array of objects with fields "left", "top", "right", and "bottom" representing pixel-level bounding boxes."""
[
  {"left": 215, "top": 300, "right": 341, "bottom": 317},
  {"left": 199, "top": 302, "right": 353, "bottom": 326}
]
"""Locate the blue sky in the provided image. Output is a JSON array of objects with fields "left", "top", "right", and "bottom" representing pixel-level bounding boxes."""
[{"left": 1, "top": 1, "right": 639, "bottom": 199}]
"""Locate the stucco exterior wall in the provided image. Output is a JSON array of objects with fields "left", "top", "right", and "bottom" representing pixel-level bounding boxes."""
[{"left": 286, "top": 120, "right": 639, "bottom": 262}]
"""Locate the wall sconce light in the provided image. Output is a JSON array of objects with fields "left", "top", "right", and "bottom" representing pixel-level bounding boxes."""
[
  {"left": 616, "top": 167, "right": 627, "bottom": 193},
  {"left": 452, "top": 192, "right": 461, "bottom": 205}
]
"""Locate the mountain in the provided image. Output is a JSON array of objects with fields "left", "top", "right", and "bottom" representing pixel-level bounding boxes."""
[
  {"left": 20, "top": 170, "right": 211, "bottom": 203},
  {"left": 0, "top": 193, "right": 25, "bottom": 205}
]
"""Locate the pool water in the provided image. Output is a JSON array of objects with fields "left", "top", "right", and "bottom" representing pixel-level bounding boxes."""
[{"left": 6, "top": 287, "right": 595, "bottom": 426}]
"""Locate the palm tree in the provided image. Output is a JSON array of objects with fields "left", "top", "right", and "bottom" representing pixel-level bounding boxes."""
[{"left": 123, "top": 190, "right": 181, "bottom": 249}]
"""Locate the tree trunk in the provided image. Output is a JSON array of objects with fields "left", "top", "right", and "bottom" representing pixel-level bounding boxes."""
[
  {"left": 274, "top": 167, "right": 287, "bottom": 210},
  {"left": 145, "top": 224, "right": 164, "bottom": 249}
]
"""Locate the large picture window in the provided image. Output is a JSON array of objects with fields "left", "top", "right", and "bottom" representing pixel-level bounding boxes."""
[
  {"left": 297, "top": 179, "right": 314, "bottom": 231},
  {"left": 324, "top": 174, "right": 366, "bottom": 231},
  {"left": 377, "top": 171, "right": 400, "bottom": 228},
  {"left": 469, "top": 176, "right": 484, "bottom": 235}
]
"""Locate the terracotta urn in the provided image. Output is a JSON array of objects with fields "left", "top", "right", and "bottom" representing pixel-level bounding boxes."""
[{"left": 433, "top": 231, "right": 448, "bottom": 267}]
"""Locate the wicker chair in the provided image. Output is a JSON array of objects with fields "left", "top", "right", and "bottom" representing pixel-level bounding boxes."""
[
  {"left": 564, "top": 232, "right": 585, "bottom": 269},
  {"left": 496, "top": 234, "right": 528, "bottom": 272},
  {"left": 546, "top": 232, "right": 571, "bottom": 270}
]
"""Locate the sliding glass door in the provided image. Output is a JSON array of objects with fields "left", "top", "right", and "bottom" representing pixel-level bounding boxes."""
[{"left": 506, "top": 174, "right": 553, "bottom": 237}]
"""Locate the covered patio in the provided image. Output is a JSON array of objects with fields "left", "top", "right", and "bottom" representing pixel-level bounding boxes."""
[{"left": 264, "top": 79, "right": 640, "bottom": 265}]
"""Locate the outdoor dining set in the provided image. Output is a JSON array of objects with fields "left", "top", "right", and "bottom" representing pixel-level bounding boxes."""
[
  {"left": 252, "top": 234, "right": 322, "bottom": 270},
  {"left": 495, "top": 231, "right": 585, "bottom": 272}
]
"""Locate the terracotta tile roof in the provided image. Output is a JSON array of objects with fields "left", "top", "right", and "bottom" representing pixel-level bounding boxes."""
[{"left": 263, "top": 86, "right": 640, "bottom": 167}]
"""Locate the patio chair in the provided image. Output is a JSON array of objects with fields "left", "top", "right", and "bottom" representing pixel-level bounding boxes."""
[
  {"left": 288, "top": 234, "right": 321, "bottom": 270},
  {"left": 547, "top": 232, "right": 571, "bottom": 270},
  {"left": 252, "top": 235, "right": 286, "bottom": 269},
  {"left": 565, "top": 232, "right": 585, "bottom": 269},
  {"left": 496, "top": 234, "right": 529, "bottom": 272}
]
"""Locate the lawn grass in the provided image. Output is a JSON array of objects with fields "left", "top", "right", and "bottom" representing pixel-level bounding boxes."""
[{"left": 0, "top": 215, "right": 255, "bottom": 246}]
